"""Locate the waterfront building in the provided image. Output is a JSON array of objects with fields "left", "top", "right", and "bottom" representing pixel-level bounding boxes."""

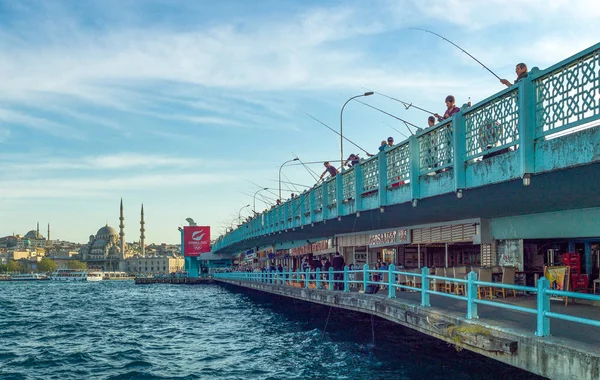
[{"left": 126, "top": 256, "right": 184, "bottom": 274}]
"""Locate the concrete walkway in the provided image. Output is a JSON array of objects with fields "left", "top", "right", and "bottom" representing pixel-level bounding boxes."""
[{"left": 353, "top": 286, "right": 600, "bottom": 350}]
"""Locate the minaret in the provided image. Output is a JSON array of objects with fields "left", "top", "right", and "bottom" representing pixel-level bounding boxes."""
[
  {"left": 140, "top": 204, "right": 145, "bottom": 256},
  {"left": 47, "top": 223, "right": 50, "bottom": 241},
  {"left": 36, "top": 222, "right": 40, "bottom": 238},
  {"left": 119, "top": 199, "right": 125, "bottom": 257}
]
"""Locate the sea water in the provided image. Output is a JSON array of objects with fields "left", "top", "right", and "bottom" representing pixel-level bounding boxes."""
[{"left": 0, "top": 281, "right": 543, "bottom": 379}]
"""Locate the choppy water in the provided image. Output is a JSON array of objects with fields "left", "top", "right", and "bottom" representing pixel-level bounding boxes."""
[{"left": 0, "top": 281, "right": 544, "bottom": 379}]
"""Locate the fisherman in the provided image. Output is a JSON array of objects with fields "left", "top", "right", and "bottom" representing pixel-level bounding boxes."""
[
  {"left": 500, "top": 63, "right": 528, "bottom": 87},
  {"left": 427, "top": 116, "right": 436, "bottom": 128},
  {"left": 434, "top": 95, "right": 461, "bottom": 122},
  {"left": 344, "top": 153, "right": 360, "bottom": 167},
  {"left": 387, "top": 136, "right": 394, "bottom": 148},
  {"left": 319, "top": 161, "right": 338, "bottom": 181},
  {"left": 378, "top": 140, "right": 388, "bottom": 152},
  {"left": 332, "top": 251, "right": 345, "bottom": 290}
]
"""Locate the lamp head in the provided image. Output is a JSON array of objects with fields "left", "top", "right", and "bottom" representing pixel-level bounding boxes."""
[{"left": 364, "top": 91, "right": 374, "bottom": 96}]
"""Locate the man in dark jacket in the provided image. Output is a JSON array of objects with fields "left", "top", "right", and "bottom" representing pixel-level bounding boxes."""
[{"left": 332, "top": 252, "right": 345, "bottom": 290}]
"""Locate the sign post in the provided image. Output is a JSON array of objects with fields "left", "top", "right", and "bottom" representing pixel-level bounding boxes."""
[{"left": 184, "top": 226, "right": 211, "bottom": 257}]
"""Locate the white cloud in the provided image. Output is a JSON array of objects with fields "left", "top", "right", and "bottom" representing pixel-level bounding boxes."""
[{"left": 0, "top": 172, "right": 238, "bottom": 200}]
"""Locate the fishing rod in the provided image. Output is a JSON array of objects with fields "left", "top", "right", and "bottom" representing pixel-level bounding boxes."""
[
  {"left": 363, "top": 87, "right": 436, "bottom": 115},
  {"left": 267, "top": 179, "right": 312, "bottom": 189},
  {"left": 383, "top": 122, "right": 409, "bottom": 139},
  {"left": 244, "top": 179, "right": 282, "bottom": 200},
  {"left": 303, "top": 111, "right": 373, "bottom": 156},
  {"left": 281, "top": 172, "right": 300, "bottom": 193},
  {"left": 410, "top": 27, "right": 502, "bottom": 81},
  {"left": 354, "top": 99, "right": 416, "bottom": 135},
  {"left": 288, "top": 160, "right": 341, "bottom": 166},
  {"left": 292, "top": 153, "right": 319, "bottom": 182}
]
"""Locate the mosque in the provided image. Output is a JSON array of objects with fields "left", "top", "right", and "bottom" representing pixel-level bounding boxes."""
[
  {"left": 79, "top": 199, "right": 146, "bottom": 271},
  {"left": 21, "top": 222, "right": 50, "bottom": 248}
]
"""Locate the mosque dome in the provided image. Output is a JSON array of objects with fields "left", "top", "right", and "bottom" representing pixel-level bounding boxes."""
[
  {"left": 24, "top": 230, "right": 44, "bottom": 240},
  {"left": 93, "top": 239, "right": 107, "bottom": 247},
  {"left": 96, "top": 225, "right": 118, "bottom": 237}
]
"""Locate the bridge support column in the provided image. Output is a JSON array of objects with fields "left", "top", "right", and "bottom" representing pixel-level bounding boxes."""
[
  {"left": 344, "top": 265, "right": 349, "bottom": 292},
  {"left": 321, "top": 181, "right": 329, "bottom": 220},
  {"left": 519, "top": 71, "right": 537, "bottom": 182},
  {"left": 453, "top": 111, "right": 466, "bottom": 192},
  {"left": 363, "top": 264, "right": 369, "bottom": 292},
  {"left": 388, "top": 264, "right": 396, "bottom": 298},
  {"left": 354, "top": 164, "right": 363, "bottom": 212},
  {"left": 466, "top": 271, "right": 479, "bottom": 319},
  {"left": 309, "top": 190, "right": 316, "bottom": 224},
  {"left": 377, "top": 150, "right": 388, "bottom": 207},
  {"left": 536, "top": 277, "right": 551, "bottom": 337},
  {"left": 585, "top": 242, "right": 592, "bottom": 276},
  {"left": 336, "top": 172, "right": 343, "bottom": 217},
  {"left": 421, "top": 267, "right": 430, "bottom": 307},
  {"left": 409, "top": 135, "right": 420, "bottom": 203}
]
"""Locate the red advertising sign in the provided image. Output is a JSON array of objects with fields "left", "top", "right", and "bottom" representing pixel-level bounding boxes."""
[{"left": 184, "top": 226, "right": 211, "bottom": 256}]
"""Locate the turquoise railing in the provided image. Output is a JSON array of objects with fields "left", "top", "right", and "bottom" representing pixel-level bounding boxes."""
[
  {"left": 214, "top": 267, "right": 600, "bottom": 337},
  {"left": 213, "top": 42, "right": 600, "bottom": 251}
]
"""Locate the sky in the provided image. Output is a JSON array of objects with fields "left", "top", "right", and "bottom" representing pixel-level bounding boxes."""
[{"left": 1, "top": 0, "right": 599, "bottom": 244}]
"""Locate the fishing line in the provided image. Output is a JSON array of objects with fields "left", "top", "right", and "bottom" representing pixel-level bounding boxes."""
[
  {"left": 292, "top": 153, "right": 319, "bottom": 182},
  {"left": 322, "top": 305, "right": 334, "bottom": 340},
  {"left": 281, "top": 172, "right": 300, "bottom": 193},
  {"left": 383, "top": 122, "right": 409, "bottom": 139},
  {"left": 371, "top": 314, "right": 375, "bottom": 346},
  {"left": 302, "top": 111, "right": 373, "bottom": 156},
  {"left": 362, "top": 88, "right": 437, "bottom": 116},
  {"left": 354, "top": 99, "right": 416, "bottom": 135},
  {"left": 267, "top": 179, "right": 312, "bottom": 189},
  {"left": 410, "top": 27, "right": 502, "bottom": 81}
]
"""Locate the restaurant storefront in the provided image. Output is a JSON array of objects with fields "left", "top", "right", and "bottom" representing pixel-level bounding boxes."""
[
  {"left": 368, "top": 228, "right": 411, "bottom": 266},
  {"left": 336, "top": 233, "right": 368, "bottom": 267},
  {"left": 291, "top": 238, "right": 335, "bottom": 269}
]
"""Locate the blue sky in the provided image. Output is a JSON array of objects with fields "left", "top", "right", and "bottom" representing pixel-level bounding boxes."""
[{"left": 1, "top": 0, "right": 598, "bottom": 244}]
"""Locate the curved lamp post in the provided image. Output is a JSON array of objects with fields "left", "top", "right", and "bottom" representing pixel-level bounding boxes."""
[
  {"left": 340, "top": 92, "right": 374, "bottom": 169},
  {"left": 253, "top": 188, "right": 269, "bottom": 213},
  {"left": 238, "top": 204, "right": 250, "bottom": 224},
  {"left": 279, "top": 158, "right": 299, "bottom": 201}
]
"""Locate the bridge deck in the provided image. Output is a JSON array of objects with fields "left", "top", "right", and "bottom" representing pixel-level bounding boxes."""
[{"left": 216, "top": 279, "right": 600, "bottom": 380}]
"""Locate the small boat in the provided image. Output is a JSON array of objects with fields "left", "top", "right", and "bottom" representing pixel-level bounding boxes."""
[
  {"left": 9, "top": 273, "right": 49, "bottom": 281},
  {"left": 50, "top": 269, "right": 103, "bottom": 282}
]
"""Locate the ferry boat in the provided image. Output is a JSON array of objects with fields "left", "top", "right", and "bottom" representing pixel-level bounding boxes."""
[
  {"left": 103, "top": 271, "right": 135, "bottom": 281},
  {"left": 50, "top": 269, "right": 103, "bottom": 282},
  {"left": 9, "top": 273, "right": 49, "bottom": 281}
]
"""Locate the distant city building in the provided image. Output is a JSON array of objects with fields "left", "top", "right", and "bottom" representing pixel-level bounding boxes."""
[{"left": 127, "top": 256, "right": 184, "bottom": 274}]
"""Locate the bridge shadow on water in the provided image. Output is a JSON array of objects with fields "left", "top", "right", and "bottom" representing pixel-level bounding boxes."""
[{"left": 223, "top": 284, "right": 546, "bottom": 380}]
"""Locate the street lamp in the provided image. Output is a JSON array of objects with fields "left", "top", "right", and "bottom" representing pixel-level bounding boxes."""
[
  {"left": 340, "top": 92, "right": 374, "bottom": 169},
  {"left": 279, "top": 158, "right": 299, "bottom": 200},
  {"left": 238, "top": 204, "right": 250, "bottom": 224},
  {"left": 253, "top": 188, "right": 269, "bottom": 213}
]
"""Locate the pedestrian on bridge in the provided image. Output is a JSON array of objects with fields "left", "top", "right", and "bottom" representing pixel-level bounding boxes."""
[{"left": 332, "top": 251, "right": 345, "bottom": 290}]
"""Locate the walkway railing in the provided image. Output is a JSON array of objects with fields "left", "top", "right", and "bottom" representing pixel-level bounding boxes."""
[
  {"left": 213, "top": 42, "right": 600, "bottom": 252},
  {"left": 214, "top": 265, "right": 600, "bottom": 337}
]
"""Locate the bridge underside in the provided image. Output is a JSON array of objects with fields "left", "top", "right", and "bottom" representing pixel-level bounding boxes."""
[{"left": 223, "top": 162, "right": 600, "bottom": 253}]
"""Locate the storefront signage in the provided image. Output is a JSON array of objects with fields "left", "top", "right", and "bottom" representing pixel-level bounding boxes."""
[
  {"left": 369, "top": 229, "right": 410, "bottom": 247},
  {"left": 183, "top": 226, "right": 211, "bottom": 257},
  {"left": 291, "top": 238, "right": 332, "bottom": 256},
  {"left": 258, "top": 247, "right": 273, "bottom": 257},
  {"left": 245, "top": 249, "right": 256, "bottom": 260}
]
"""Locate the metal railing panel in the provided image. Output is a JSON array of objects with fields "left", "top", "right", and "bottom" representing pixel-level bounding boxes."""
[
  {"left": 418, "top": 120, "right": 454, "bottom": 175},
  {"left": 464, "top": 89, "right": 520, "bottom": 160},
  {"left": 386, "top": 142, "right": 410, "bottom": 186},
  {"left": 534, "top": 44, "right": 600, "bottom": 138}
]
